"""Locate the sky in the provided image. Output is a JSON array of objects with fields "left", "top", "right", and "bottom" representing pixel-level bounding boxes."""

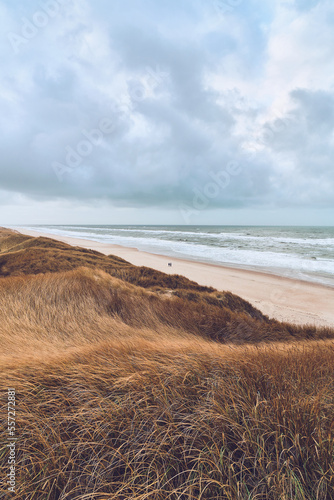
[{"left": 0, "top": 0, "right": 333, "bottom": 226}]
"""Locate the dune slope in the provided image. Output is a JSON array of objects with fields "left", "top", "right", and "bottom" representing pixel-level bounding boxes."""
[{"left": 0, "top": 228, "right": 333, "bottom": 500}]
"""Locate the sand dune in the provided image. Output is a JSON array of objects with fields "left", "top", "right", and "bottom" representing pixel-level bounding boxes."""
[
  {"left": 15, "top": 228, "right": 334, "bottom": 327},
  {"left": 2, "top": 226, "right": 334, "bottom": 499}
]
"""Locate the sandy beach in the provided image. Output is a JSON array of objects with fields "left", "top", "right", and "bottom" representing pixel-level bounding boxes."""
[{"left": 14, "top": 227, "right": 334, "bottom": 328}]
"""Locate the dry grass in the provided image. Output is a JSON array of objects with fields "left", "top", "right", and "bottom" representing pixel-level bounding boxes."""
[
  {"left": 0, "top": 229, "right": 333, "bottom": 499},
  {"left": 0, "top": 231, "right": 215, "bottom": 293}
]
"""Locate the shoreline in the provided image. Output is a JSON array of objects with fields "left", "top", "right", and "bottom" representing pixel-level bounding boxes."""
[{"left": 12, "top": 227, "right": 334, "bottom": 327}]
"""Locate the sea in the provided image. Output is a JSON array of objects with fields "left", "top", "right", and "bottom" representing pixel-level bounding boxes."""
[{"left": 20, "top": 225, "right": 334, "bottom": 288}]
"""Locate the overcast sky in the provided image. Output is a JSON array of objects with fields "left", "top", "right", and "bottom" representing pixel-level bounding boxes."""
[{"left": 0, "top": 0, "right": 333, "bottom": 225}]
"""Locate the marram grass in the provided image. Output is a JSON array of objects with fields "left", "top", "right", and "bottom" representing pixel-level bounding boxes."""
[{"left": 0, "top": 229, "right": 333, "bottom": 499}]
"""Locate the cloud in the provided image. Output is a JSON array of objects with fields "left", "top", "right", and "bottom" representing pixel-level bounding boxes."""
[
  {"left": 0, "top": 0, "right": 333, "bottom": 218},
  {"left": 258, "top": 88, "right": 334, "bottom": 207}
]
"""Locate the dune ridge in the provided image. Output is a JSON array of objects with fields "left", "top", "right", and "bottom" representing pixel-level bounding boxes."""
[{"left": 14, "top": 227, "right": 334, "bottom": 327}]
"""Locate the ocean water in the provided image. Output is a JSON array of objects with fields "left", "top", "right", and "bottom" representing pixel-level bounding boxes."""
[{"left": 21, "top": 225, "right": 334, "bottom": 287}]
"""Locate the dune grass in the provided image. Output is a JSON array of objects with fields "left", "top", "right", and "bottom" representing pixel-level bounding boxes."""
[
  {"left": 0, "top": 229, "right": 333, "bottom": 499},
  {"left": 0, "top": 231, "right": 214, "bottom": 293}
]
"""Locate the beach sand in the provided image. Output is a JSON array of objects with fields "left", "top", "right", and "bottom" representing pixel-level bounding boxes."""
[{"left": 15, "top": 228, "right": 334, "bottom": 328}]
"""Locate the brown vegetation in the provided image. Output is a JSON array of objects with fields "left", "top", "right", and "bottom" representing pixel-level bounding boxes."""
[
  {"left": 0, "top": 228, "right": 333, "bottom": 499},
  {"left": 0, "top": 230, "right": 214, "bottom": 292}
]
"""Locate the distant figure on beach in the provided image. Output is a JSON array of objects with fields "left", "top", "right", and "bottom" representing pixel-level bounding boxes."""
[{"left": 168, "top": 262, "right": 172, "bottom": 267}]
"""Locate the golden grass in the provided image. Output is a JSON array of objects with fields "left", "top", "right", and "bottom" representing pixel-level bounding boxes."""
[
  {"left": 0, "top": 229, "right": 333, "bottom": 499},
  {"left": 0, "top": 231, "right": 215, "bottom": 293}
]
